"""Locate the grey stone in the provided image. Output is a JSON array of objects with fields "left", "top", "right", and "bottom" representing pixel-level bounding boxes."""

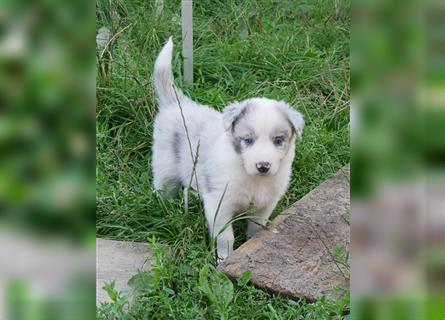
[
  {"left": 218, "top": 165, "right": 350, "bottom": 302},
  {"left": 96, "top": 239, "right": 154, "bottom": 305},
  {"left": 0, "top": 232, "right": 94, "bottom": 319}
]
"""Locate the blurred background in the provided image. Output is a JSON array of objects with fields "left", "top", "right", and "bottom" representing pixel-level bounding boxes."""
[
  {"left": 351, "top": 0, "right": 445, "bottom": 319},
  {"left": 0, "top": 0, "right": 95, "bottom": 319},
  {"left": 0, "top": 0, "right": 443, "bottom": 319}
]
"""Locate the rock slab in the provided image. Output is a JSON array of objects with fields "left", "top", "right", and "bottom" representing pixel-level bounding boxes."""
[
  {"left": 96, "top": 239, "right": 154, "bottom": 305},
  {"left": 218, "top": 165, "right": 350, "bottom": 302}
]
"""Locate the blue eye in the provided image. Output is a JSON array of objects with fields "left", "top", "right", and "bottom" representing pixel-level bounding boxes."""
[
  {"left": 244, "top": 137, "right": 254, "bottom": 145},
  {"left": 274, "top": 137, "right": 284, "bottom": 146}
]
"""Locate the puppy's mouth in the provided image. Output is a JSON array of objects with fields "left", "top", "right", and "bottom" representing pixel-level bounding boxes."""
[
  {"left": 250, "top": 169, "right": 276, "bottom": 177},
  {"left": 244, "top": 168, "right": 272, "bottom": 177}
]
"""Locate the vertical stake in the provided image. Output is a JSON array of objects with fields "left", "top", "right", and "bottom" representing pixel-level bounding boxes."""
[
  {"left": 181, "top": 0, "right": 193, "bottom": 84},
  {"left": 155, "top": 0, "right": 164, "bottom": 16}
]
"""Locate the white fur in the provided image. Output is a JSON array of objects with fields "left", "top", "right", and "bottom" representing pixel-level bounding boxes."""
[{"left": 152, "top": 38, "right": 304, "bottom": 260}]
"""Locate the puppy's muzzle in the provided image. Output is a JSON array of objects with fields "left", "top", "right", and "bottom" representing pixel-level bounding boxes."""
[{"left": 256, "top": 161, "right": 271, "bottom": 174}]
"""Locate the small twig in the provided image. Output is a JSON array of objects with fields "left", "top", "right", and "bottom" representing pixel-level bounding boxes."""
[
  {"left": 110, "top": 60, "right": 147, "bottom": 86},
  {"left": 172, "top": 85, "right": 201, "bottom": 193},
  {"left": 173, "top": 87, "right": 193, "bottom": 159},
  {"left": 340, "top": 211, "right": 350, "bottom": 226},
  {"left": 212, "top": 183, "right": 229, "bottom": 263},
  {"left": 99, "top": 23, "right": 133, "bottom": 60},
  {"left": 188, "top": 140, "right": 201, "bottom": 189}
]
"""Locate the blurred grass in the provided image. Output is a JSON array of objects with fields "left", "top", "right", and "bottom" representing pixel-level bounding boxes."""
[
  {"left": 96, "top": 0, "right": 349, "bottom": 318},
  {"left": 0, "top": 0, "right": 95, "bottom": 242},
  {"left": 0, "top": 0, "right": 95, "bottom": 319},
  {"left": 351, "top": 0, "right": 445, "bottom": 319}
]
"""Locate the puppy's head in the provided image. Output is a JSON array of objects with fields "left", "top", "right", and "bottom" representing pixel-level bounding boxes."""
[{"left": 223, "top": 98, "right": 304, "bottom": 177}]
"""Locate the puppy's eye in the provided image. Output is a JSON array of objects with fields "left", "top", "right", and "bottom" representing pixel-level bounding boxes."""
[
  {"left": 274, "top": 136, "right": 284, "bottom": 146},
  {"left": 244, "top": 137, "right": 254, "bottom": 146}
]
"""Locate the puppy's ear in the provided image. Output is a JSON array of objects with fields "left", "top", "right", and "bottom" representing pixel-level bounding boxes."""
[
  {"left": 278, "top": 102, "right": 305, "bottom": 139},
  {"left": 222, "top": 101, "right": 248, "bottom": 131}
]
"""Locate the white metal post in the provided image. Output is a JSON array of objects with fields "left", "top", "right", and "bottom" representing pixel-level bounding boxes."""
[
  {"left": 155, "top": 0, "right": 164, "bottom": 16},
  {"left": 181, "top": 0, "right": 193, "bottom": 84}
]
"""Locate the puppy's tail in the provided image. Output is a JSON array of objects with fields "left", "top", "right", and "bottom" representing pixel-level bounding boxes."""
[{"left": 153, "top": 37, "right": 185, "bottom": 108}]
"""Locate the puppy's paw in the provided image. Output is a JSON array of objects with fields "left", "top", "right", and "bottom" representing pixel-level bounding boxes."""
[
  {"left": 216, "top": 251, "right": 229, "bottom": 264},
  {"left": 215, "top": 237, "right": 233, "bottom": 264},
  {"left": 215, "top": 247, "right": 232, "bottom": 265}
]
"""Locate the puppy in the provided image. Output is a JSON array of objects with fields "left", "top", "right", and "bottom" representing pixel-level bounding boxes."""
[{"left": 152, "top": 38, "right": 304, "bottom": 260}]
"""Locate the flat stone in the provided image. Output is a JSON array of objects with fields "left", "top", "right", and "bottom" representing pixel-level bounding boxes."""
[
  {"left": 96, "top": 239, "right": 154, "bottom": 305},
  {"left": 0, "top": 231, "right": 94, "bottom": 319},
  {"left": 218, "top": 165, "right": 350, "bottom": 302}
]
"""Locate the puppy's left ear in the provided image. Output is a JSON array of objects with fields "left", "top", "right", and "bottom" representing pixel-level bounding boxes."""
[
  {"left": 278, "top": 102, "right": 305, "bottom": 139},
  {"left": 222, "top": 101, "right": 248, "bottom": 131}
]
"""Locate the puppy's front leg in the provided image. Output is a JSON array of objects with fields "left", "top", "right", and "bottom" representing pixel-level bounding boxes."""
[
  {"left": 203, "top": 195, "right": 234, "bottom": 261},
  {"left": 246, "top": 201, "right": 278, "bottom": 239}
]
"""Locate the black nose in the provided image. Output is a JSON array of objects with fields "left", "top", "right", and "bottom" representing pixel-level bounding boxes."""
[{"left": 256, "top": 162, "right": 271, "bottom": 173}]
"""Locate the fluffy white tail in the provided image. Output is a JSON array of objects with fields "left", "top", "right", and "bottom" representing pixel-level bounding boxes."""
[{"left": 153, "top": 37, "right": 185, "bottom": 108}]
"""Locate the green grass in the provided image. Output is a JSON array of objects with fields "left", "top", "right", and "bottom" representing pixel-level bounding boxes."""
[{"left": 96, "top": 0, "right": 350, "bottom": 318}]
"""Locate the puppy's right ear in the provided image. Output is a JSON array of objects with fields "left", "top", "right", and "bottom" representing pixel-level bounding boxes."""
[{"left": 222, "top": 102, "right": 248, "bottom": 131}]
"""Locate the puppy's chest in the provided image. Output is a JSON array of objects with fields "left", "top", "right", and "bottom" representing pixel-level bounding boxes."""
[{"left": 234, "top": 181, "right": 279, "bottom": 209}]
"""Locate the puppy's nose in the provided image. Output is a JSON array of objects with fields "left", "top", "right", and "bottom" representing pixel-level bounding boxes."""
[{"left": 256, "top": 162, "right": 271, "bottom": 173}]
